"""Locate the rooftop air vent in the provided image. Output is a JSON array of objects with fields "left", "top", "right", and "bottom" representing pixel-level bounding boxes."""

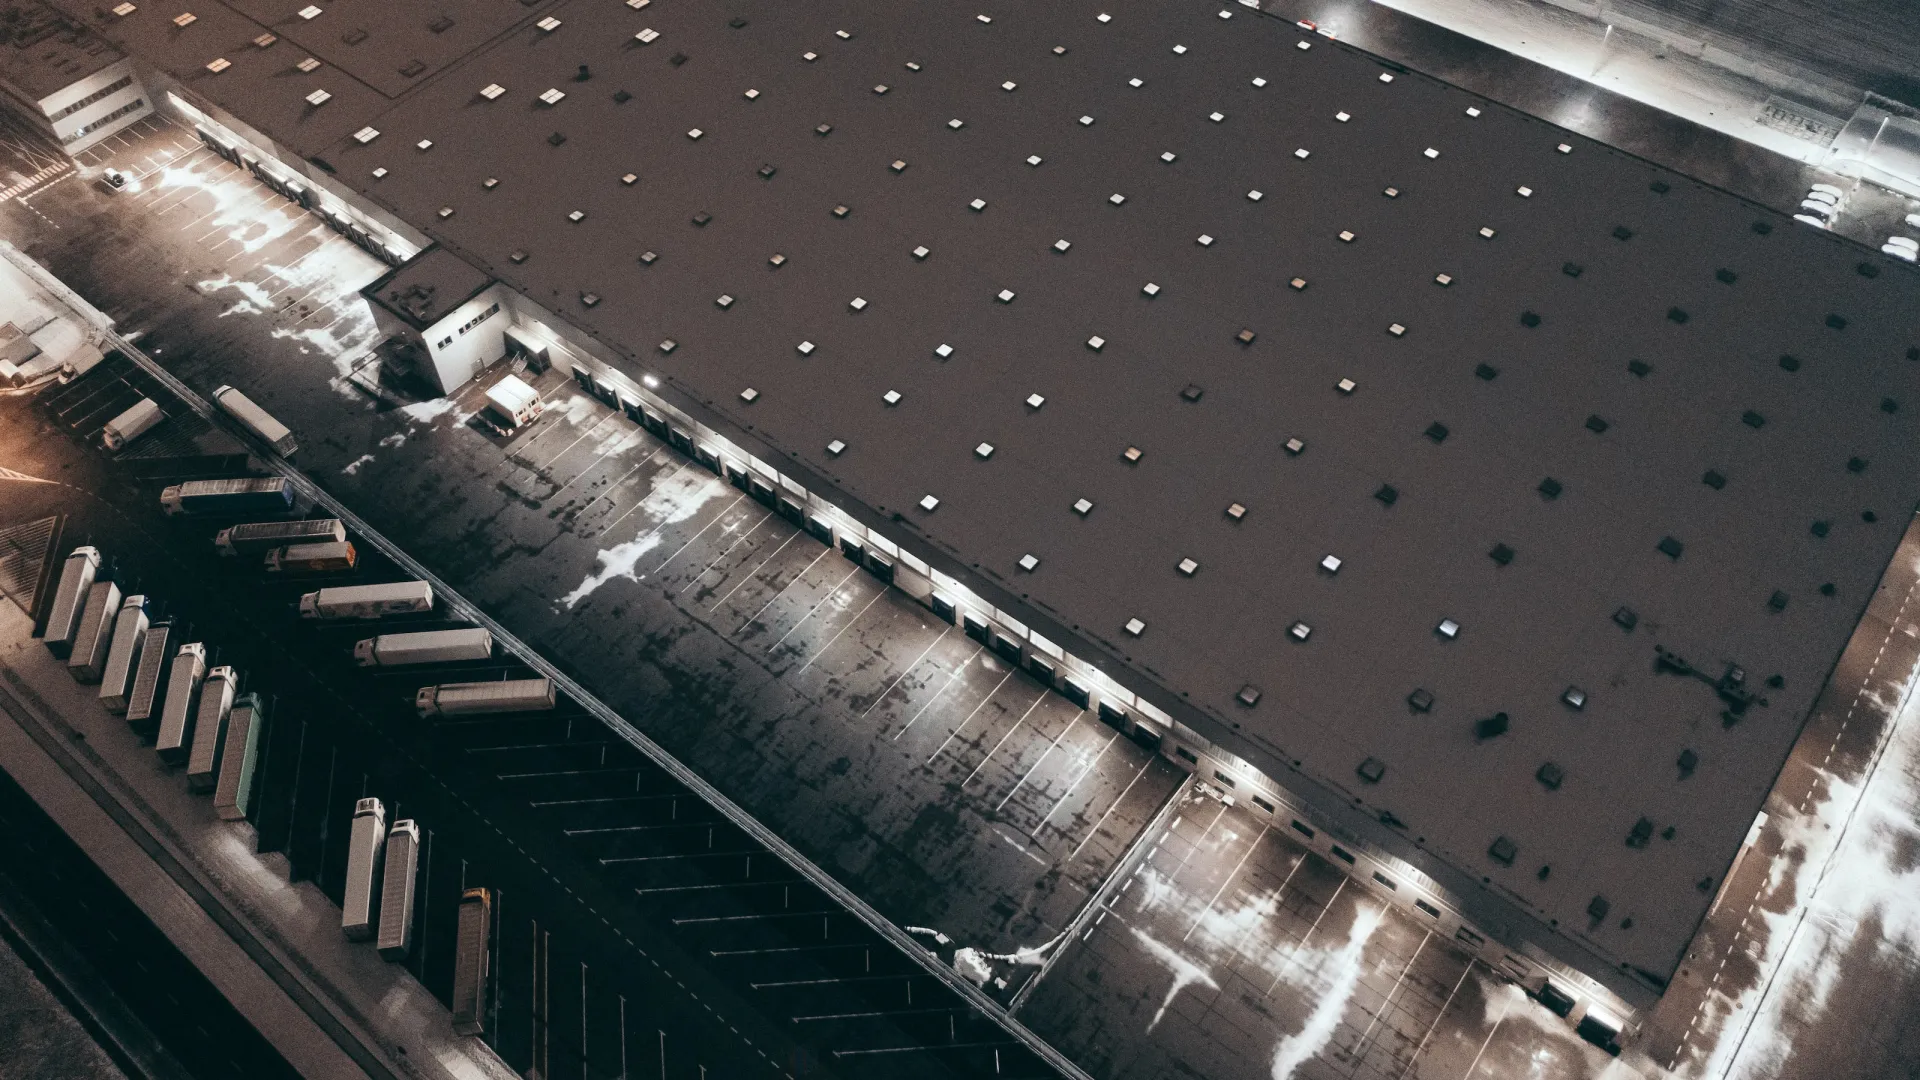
[
  {"left": 1537, "top": 762, "right": 1564, "bottom": 789},
  {"left": 1488, "top": 837, "right": 1517, "bottom": 865},
  {"left": 1475, "top": 712, "right": 1509, "bottom": 739},
  {"left": 1357, "top": 758, "right": 1385, "bottom": 783}
]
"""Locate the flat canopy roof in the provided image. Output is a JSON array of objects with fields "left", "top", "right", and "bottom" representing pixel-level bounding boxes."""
[{"left": 70, "top": 0, "right": 1920, "bottom": 989}]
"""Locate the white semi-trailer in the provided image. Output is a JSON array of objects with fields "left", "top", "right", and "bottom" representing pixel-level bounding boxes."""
[
  {"left": 215, "top": 518, "right": 344, "bottom": 556},
  {"left": 342, "top": 798, "right": 386, "bottom": 942},
  {"left": 124, "top": 620, "right": 173, "bottom": 737},
  {"left": 264, "top": 541, "right": 357, "bottom": 574},
  {"left": 376, "top": 820, "right": 420, "bottom": 961},
  {"left": 67, "top": 579, "right": 122, "bottom": 684},
  {"left": 42, "top": 547, "right": 100, "bottom": 659},
  {"left": 97, "top": 594, "right": 149, "bottom": 712},
  {"left": 185, "top": 666, "right": 237, "bottom": 793},
  {"left": 353, "top": 628, "right": 492, "bottom": 668},
  {"left": 212, "top": 384, "right": 297, "bottom": 456},
  {"left": 451, "top": 887, "right": 491, "bottom": 1035},
  {"left": 159, "top": 477, "right": 295, "bottom": 516},
  {"left": 154, "top": 643, "right": 207, "bottom": 766},
  {"left": 212, "top": 693, "right": 265, "bottom": 821},
  {"left": 415, "top": 678, "right": 555, "bottom": 717},
  {"left": 101, "top": 398, "right": 164, "bottom": 451},
  {"left": 299, "top": 581, "right": 433, "bottom": 620}
]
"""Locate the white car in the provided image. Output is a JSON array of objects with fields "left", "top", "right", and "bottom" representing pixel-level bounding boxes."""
[
  {"left": 1798, "top": 199, "right": 1836, "bottom": 218},
  {"left": 1809, "top": 183, "right": 1845, "bottom": 199},
  {"left": 1794, "top": 213, "right": 1830, "bottom": 229},
  {"left": 1804, "top": 189, "right": 1840, "bottom": 206},
  {"left": 1906, "top": 212, "right": 1920, "bottom": 228},
  {"left": 1885, "top": 237, "right": 1919, "bottom": 262}
]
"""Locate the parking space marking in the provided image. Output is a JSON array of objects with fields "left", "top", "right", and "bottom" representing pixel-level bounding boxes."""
[
  {"left": 791, "top": 584, "right": 887, "bottom": 674},
  {"left": 680, "top": 510, "right": 775, "bottom": 596},
  {"left": 991, "top": 712, "right": 1083, "bottom": 809},
  {"left": 856, "top": 627, "right": 950, "bottom": 718},
  {"left": 890, "top": 645, "right": 985, "bottom": 740},
  {"left": 959, "top": 692, "right": 1051, "bottom": 786},
  {"left": 602, "top": 460, "right": 698, "bottom": 536},
  {"left": 1026, "top": 725, "right": 1119, "bottom": 841},
  {"left": 1062, "top": 753, "right": 1158, "bottom": 866},
  {"left": 915, "top": 667, "right": 1016, "bottom": 752},
  {"left": 572, "top": 445, "right": 673, "bottom": 523},
  {"left": 764, "top": 566, "right": 862, "bottom": 654},
  {"left": 733, "top": 546, "right": 833, "bottom": 637},
  {"left": 708, "top": 533, "right": 798, "bottom": 612}
]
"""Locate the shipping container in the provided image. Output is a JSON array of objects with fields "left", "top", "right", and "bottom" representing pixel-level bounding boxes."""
[
  {"left": 299, "top": 581, "right": 433, "bottom": 620},
  {"left": 342, "top": 797, "right": 386, "bottom": 942},
  {"left": 124, "top": 620, "right": 173, "bottom": 737},
  {"left": 42, "top": 547, "right": 99, "bottom": 659},
  {"left": 155, "top": 643, "right": 207, "bottom": 766},
  {"left": 159, "top": 477, "right": 295, "bottom": 517},
  {"left": 415, "top": 678, "right": 555, "bottom": 717},
  {"left": 101, "top": 398, "right": 164, "bottom": 452},
  {"left": 375, "top": 820, "right": 420, "bottom": 961},
  {"left": 264, "top": 541, "right": 357, "bottom": 574},
  {"left": 67, "top": 579, "right": 121, "bottom": 684},
  {"left": 212, "top": 693, "right": 264, "bottom": 821},
  {"left": 97, "top": 594, "right": 149, "bottom": 712},
  {"left": 185, "top": 666, "right": 237, "bottom": 793},
  {"left": 214, "top": 518, "right": 344, "bottom": 557},
  {"left": 451, "top": 887, "right": 491, "bottom": 1035},
  {"left": 483, "top": 375, "right": 544, "bottom": 430},
  {"left": 353, "top": 628, "right": 492, "bottom": 668},
  {"left": 212, "top": 385, "right": 297, "bottom": 456}
]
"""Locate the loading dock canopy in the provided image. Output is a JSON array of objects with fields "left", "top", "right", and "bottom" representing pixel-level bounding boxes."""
[{"left": 76, "top": 0, "right": 1920, "bottom": 993}]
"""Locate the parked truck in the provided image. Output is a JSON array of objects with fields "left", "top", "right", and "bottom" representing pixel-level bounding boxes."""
[
  {"left": 101, "top": 398, "right": 164, "bottom": 452},
  {"left": 451, "top": 887, "right": 492, "bottom": 1035},
  {"left": 354, "top": 628, "right": 492, "bottom": 668},
  {"left": 155, "top": 643, "right": 208, "bottom": 766},
  {"left": 375, "top": 820, "right": 420, "bottom": 961},
  {"left": 212, "top": 693, "right": 264, "bottom": 821},
  {"left": 97, "top": 594, "right": 149, "bottom": 712},
  {"left": 67, "top": 578, "right": 122, "bottom": 684},
  {"left": 124, "top": 619, "right": 174, "bottom": 737},
  {"left": 212, "top": 384, "right": 297, "bottom": 456},
  {"left": 185, "top": 666, "right": 237, "bottom": 793},
  {"left": 415, "top": 678, "right": 555, "bottom": 718},
  {"left": 482, "top": 375, "right": 544, "bottom": 432},
  {"left": 299, "top": 581, "right": 433, "bottom": 620},
  {"left": 342, "top": 798, "right": 386, "bottom": 942},
  {"left": 265, "top": 541, "right": 357, "bottom": 573},
  {"left": 214, "top": 518, "right": 344, "bottom": 557},
  {"left": 41, "top": 546, "right": 99, "bottom": 659},
  {"left": 159, "top": 477, "right": 295, "bottom": 517}
]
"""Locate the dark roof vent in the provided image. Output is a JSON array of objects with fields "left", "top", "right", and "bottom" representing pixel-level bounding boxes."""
[
  {"left": 1520, "top": 310, "right": 1541, "bottom": 327},
  {"left": 1407, "top": 688, "right": 1434, "bottom": 713},
  {"left": 1779, "top": 354, "right": 1800, "bottom": 371},
  {"left": 1847, "top": 456, "right": 1868, "bottom": 473},
  {"left": 1677, "top": 749, "right": 1699, "bottom": 777},
  {"left": 1375, "top": 484, "right": 1399, "bottom": 506},
  {"left": 1811, "top": 519, "right": 1830, "bottom": 537},
  {"left": 1752, "top": 220, "right": 1772, "bottom": 234},
  {"left": 613, "top": 90, "right": 632, "bottom": 103},
  {"left": 1489, "top": 543, "right": 1514, "bottom": 566},
  {"left": 548, "top": 131, "right": 567, "bottom": 146},
  {"left": 1236, "top": 328, "right": 1257, "bottom": 345},
  {"left": 691, "top": 211, "right": 712, "bottom": 226},
  {"left": 1715, "top": 268, "right": 1737, "bottom": 284},
  {"left": 1180, "top": 383, "right": 1204, "bottom": 402},
  {"left": 1881, "top": 397, "right": 1899, "bottom": 414},
  {"left": 1657, "top": 536, "right": 1684, "bottom": 559},
  {"left": 1587, "top": 895, "right": 1610, "bottom": 920},
  {"left": 1858, "top": 262, "right": 1880, "bottom": 278},
  {"left": 1768, "top": 590, "right": 1789, "bottom": 612},
  {"left": 1628, "top": 359, "right": 1651, "bottom": 377},
  {"left": 1650, "top": 180, "right": 1670, "bottom": 193},
  {"left": 1474, "top": 363, "right": 1499, "bottom": 381},
  {"left": 1702, "top": 470, "right": 1726, "bottom": 489},
  {"left": 1667, "top": 307, "right": 1689, "bottom": 324},
  {"left": 1357, "top": 757, "right": 1386, "bottom": 783},
  {"left": 1612, "top": 225, "right": 1633, "bottom": 240},
  {"left": 1562, "top": 262, "right": 1583, "bottom": 278},
  {"left": 1613, "top": 606, "right": 1637, "bottom": 630},
  {"left": 1488, "top": 836, "right": 1518, "bottom": 865},
  {"left": 1425, "top": 422, "right": 1449, "bottom": 443},
  {"left": 1538, "top": 477, "right": 1562, "bottom": 500},
  {"left": 1475, "top": 712, "right": 1509, "bottom": 739},
  {"left": 1826, "top": 313, "right": 1848, "bottom": 330},
  {"left": 1561, "top": 686, "right": 1587, "bottom": 710},
  {"left": 1236, "top": 684, "right": 1261, "bottom": 707},
  {"left": 1537, "top": 762, "right": 1565, "bottom": 789},
  {"left": 1585, "top": 414, "right": 1609, "bottom": 434},
  {"left": 1742, "top": 410, "right": 1765, "bottom": 428}
]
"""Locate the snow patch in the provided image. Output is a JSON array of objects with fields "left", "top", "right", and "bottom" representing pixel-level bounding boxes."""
[
  {"left": 559, "top": 470, "right": 728, "bottom": 607},
  {"left": 1130, "top": 928, "right": 1220, "bottom": 1034},
  {"left": 1269, "top": 905, "right": 1383, "bottom": 1079},
  {"left": 341, "top": 454, "right": 375, "bottom": 475}
]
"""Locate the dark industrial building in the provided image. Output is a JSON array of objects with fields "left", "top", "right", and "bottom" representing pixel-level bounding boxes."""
[{"left": 11, "top": 0, "right": 1920, "bottom": 1048}]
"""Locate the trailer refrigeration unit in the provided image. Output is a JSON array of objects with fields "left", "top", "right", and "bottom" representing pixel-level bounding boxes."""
[
  {"left": 42, "top": 547, "right": 99, "bottom": 659},
  {"left": 415, "top": 678, "right": 555, "bottom": 718},
  {"left": 101, "top": 398, "right": 165, "bottom": 452},
  {"left": 185, "top": 666, "right": 237, "bottom": 793},
  {"left": 299, "top": 581, "right": 433, "bottom": 620},
  {"left": 124, "top": 620, "right": 173, "bottom": 737},
  {"left": 97, "top": 594, "right": 149, "bottom": 712},
  {"left": 264, "top": 541, "right": 357, "bottom": 574},
  {"left": 451, "top": 887, "right": 491, "bottom": 1036},
  {"left": 354, "top": 628, "right": 492, "bottom": 668},
  {"left": 212, "top": 693, "right": 265, "bottom": 821},
  {"left": 375, "top": 820, "right": 420, "bottom": 961},
  {"left": 212, "top": 385, "right": 297, "bottom": 456},
  {"left": 67, "top": 578, "right": 122, "bottom": 684},
  {"left": 214, "top": 518, "right": 345, "bottom": 557},
  {"left": 342, "top": 798, "right": 386, "bottom": 942},
  {"left": 159, "top": 477, "right": 295, "bottom": 517},
  {"left": 155, "top": 643, "right": 208, "bottom": 766}
]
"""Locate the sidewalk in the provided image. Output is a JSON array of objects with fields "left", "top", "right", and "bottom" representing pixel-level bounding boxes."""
[{"left": 0, "top": 599, "right": 520, "bottom": 1080}]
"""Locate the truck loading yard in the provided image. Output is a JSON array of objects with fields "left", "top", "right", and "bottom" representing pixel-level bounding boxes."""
[{"left": 4, "top": 1, "right": 1920, "bottom": 1079}]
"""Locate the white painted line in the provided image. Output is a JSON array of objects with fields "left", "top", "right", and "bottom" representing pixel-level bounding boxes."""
[
  {"left": 733, "top": 545, "right": 832, "bottom": 637},
  {"left": 892, "top": 647, "right": 987, "bottom": 742},
  {"left": 764, "top": 566, "right": 863, "bottom": 654},
  {"left": 792, "top": 584, "right": 887, "bottom": 675},
  {"left": 1181, "top": 820, "right": 1271, "bottom": 942},
  {"left": 678, "top": 510, "right": 774, "bottom": 596},
  {"left": 857, "top": 627, "right": 951, "bottom": 719}
]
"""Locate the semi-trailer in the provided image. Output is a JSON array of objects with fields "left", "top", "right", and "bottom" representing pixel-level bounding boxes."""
[
  {"left": 342, "top": 798, "right": 386, "bottom": 942},
  {"left": 212, "top": 693, "right": 264, "bottom": 821},
  {"left": 124, "top": 620, "right": 173, "bottom": 737},
  {"left": 159, "top": 477, "right": 295, "bottom": 517},
  {"left": 101, "top": 398, "right": 164, "bottom": 452},
  {"left": 214, "top": 518, "right": 344, "bottom": 557},
  {"left": 414, "top": 678, "right": 555, "bottom": 718},
  {"left": 299, "top": 581, "right": 433, "bottom": 620},
  {"left": 264, "top": 541, "right": 357, "bottom": 573},
  {"left": 67, "top": 579, "right": 122, "bottom": 684},
  {"left": 155, "top": 643, "right": 207, "bottom": 766},
  {"left": 97, "top": 594, "right": 149, "bottom": 712},
  {"left": 185, "top": 666, "right": 237, "bottom": 793},
  {"left": 212, "top": 385, "right": 297, "bottom": 456},
  {"left": 42, "top": 546, "right": 99, "bottom": 659},
  {"left": 353, "top": 628, "right": 492, "bottom": 668},
  {"left": 375, "top": 820, "right": 420, "bottom": 961},
  {"left": 451, "top": 887, "right": 492, "bottom": 1035}
]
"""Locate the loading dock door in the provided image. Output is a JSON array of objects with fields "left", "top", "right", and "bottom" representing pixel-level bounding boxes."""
[
  {"left": 962, "top": 613, "right": 989, "bottom": 645},
  {"left": 930, "top": 596, "right": 956, "bottom": 624}
]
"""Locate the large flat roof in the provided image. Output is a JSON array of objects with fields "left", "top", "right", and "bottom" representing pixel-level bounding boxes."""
[
  {"left": 64, "top": 0, "right": 1920, "bottom": 992},
  {"left": 0, "top": 0, "right": 121, "bottom": 102}
]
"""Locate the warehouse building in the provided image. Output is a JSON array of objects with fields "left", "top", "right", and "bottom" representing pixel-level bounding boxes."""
[
  {"left": 0, "top": 0, "right": 150, "bottom": 153},
  {"left": 29, "top": 0, "right": 1920, "bottom": 1046}
]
